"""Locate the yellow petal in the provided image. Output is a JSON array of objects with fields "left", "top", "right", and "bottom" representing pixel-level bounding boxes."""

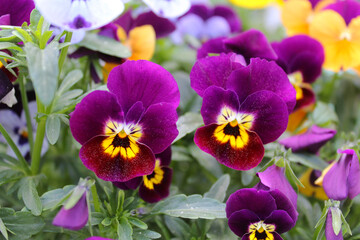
[
  {"left": 102, "top": 62, "right": 119, "bottom": 83},
  {"left": 314, "top": 0, "right": 336, "bottom": 12},
  {"left": 299, "top": 169, "right": 328, "bottom": 200},
  {"left": 116, "top": 26, "right": 127, "bottom": 42},
  {"left": 230, "top": 0, "right": 277, "bottom": 9},
  {"left": 281, "top": 0, "right": 313, "bottom": 35},
  {"left": 128, "top": 25, "right": 156, "bottom": 61}
]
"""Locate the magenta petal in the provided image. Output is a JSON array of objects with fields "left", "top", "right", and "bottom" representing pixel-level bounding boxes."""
[
  {"left": 113, "top": 177, "right": 142, "bottom": 190},
  {"left": 69, "top": 91, "right": 124, "bottom": 145},
  {"left": 325, "top": 0, "right": 360, "bottom": 25},
  {"left": 201, "top": 86, "right": 240, "bottom": 125},
  {"left": 125, "top": 101, "right": 145, "bottom": 125},
  {"left": 197, "top": 37, "right": 228, "bottom": 59},
  {"left": 269, "top": 189, "right": 298, "bottom": 224},
  {"left": 138, "top": 103, "right": 178, "bottom": 154},
  {"left": 213, "top": 5, "right": 241, "bottom": 32},
  {"left": 272, "top": 35, "right": 324, "bottom": 84},
  {"left": 279, "top": 125, "right": 337, "bottom": 154},
  {"left": 190, "top": 53, "right": 243, "bottom": 97},
  {"left": 257, "top": 165, "right": 297, "bottom": 209},
  {"left": 156, "top": 146, "right": 172, "bottom": 166},
  {"left": 264, "top": 210, "right": 294, "bottom": 234},
  {"left": 0, "top": 14, "right": 10, "bottom": 25},
  {"left": 226, "top": 189, "right": 276, "bottom": 220},
  {"left": 294, "top": 86, "right": 315, "bottom": 111},
  {"left": 325, "top": 209, "right": 343, "bottom": 240},
  {"left": 240, "top": 90, "right": 289, "bottom": 144},
  {"left": 53, "top": 194, "right": 88, "bottom": 231},
  {"left": 227, "top": 209, "right": 260, "bottom": 237},
  {"left": 0, "top": 0, "right": 35, "bottom": 26},
  {"left": 134, "top": 11, "right": 176, "bottom": 38},
  {"left": 227, "top": 58, "right": 296, "bottom": 113},
  {"left": 139, "top": 167, "right": 173, "bottom": 203},
  {"left": 107, "top": 60, "right": 180, "bottom": 114},
  {"left": 113, "top": 10, "right": 133, "bottom": 33},
  {"left": 344, "top": 149, "right": 360, "bottom": 199},
  {"left": 224, "top": 29, "right": 277, "bottom": 61}
]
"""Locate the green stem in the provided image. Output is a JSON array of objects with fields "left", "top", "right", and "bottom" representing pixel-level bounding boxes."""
[
  {"left": 19, "top": 74, "right": 34, "bottom": 156},
  {"left": 323, "top": 72, "right": 339, "bottom": 102},
  {"left": 0, "top": 123, "right": 31, "bottom": 175},
  {"left": 155, "top": 216, "right": 171, "bottom": 240},
  {"left": 58, "top": 31, "right": 73, "bottom": 74},
  {"left": 91, "top": 184, "right": 101, "bottom": 213}
]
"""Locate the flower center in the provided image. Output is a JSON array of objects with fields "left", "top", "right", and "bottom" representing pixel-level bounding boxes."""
[
  {"left": 143, "top": 159, "right": 164, "bottom": 190},
  {"left": 214, "top": 106, "right": 254, "bottom": 149},
  {"left": 249, "top": 221, "right": 275, "bottom": 240},
  {"left": 288, "top": 72, "right": 304, "bottom": 101},
  {"left": 340, "top": 29, "right": 352, "bottom": 41},
  {"left": 102, "top": 120, "right": 142, "bottom": 159}
]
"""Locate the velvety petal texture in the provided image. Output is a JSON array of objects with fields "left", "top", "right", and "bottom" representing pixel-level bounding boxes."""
[
  {"left": 0, "top": 0, "right": 34, "bottom": 26},
  {"left": 139, "top": 167, "right": 172, "bottom": 203},
  {"left": 279, "top": 125, "right": 337, "bottom": 153},
  {"left": 323, "top": 149, "right": 360, "bottom": 200},
  {"left": 53, "top": 194, "right": 88, "bottom": 230}
]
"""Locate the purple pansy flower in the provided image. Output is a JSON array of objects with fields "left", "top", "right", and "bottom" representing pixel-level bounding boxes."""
[
  {"left": 279, "top": 125, "right": 337, "bottom": 154},
  {"left": 34, "top": 0, "right": 124, "bottom": 31},
  {"left": 142, "top": 0, "right": 191, "bottom": 18},
  {"left": 0, "top": 0, "right": 34, "bottom": 26},
  {"left": 191, "top": 56, "right": 295, "bottom": 170},
  {"left": 226, "top": 188, "right": 298, "bottom": 240},
  {"left": 53, "top": 193, "right": 88, "bottom": 230},
  {"left": 113, "top": 147, "right": 173, "bottom": 203},
  {"left": 272, "top": 35, "right": 324, "bottom": 111},
  {"left": 321, "top": 149, "right": 360, "bottom": 201},
  {"left": 171, "top": 4, "right": 241, "bottom": 44},
  {"left": 197, "top": 29, "right": 277, "bottom": 62},
  {"left": 325, "top": 207, "right": 343, "bottom": 240},
  {"left": 69, "top": 60, "right": 180, "bottom": 182},
  {"left": 255, "top": 165, "right": 298, "bottom": 209}
]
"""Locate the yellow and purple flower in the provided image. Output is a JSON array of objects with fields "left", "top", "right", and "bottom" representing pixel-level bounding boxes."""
[
  {"left": 113, "top": 147, "right": 173, "bottom": 203},
  {"left": 69, "top": 60, "right": 180, "bottom": 182},
  {"left": 226, "top": 188, "right": 298, "bottom": 240},
  {"left": 191, "top": 56, "right": 295, "bottom": 170},
  {"left": 272, "top": 35, "right": 324, "bottom": 111}
]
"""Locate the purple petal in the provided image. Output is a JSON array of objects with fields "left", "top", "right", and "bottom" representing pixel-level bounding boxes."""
[
  {"left": 53, "top": 194, "right": 88, "bottom": 231},
  {"left": 90, "top": 63, "right": 101, "bottom": 84},
  {"left": 107, "top": 60, "right": 180, "bottom": 114},
  {"left": 325, "top": 0, "right": 360, "bottom": 25},
  {"left": 227, "top": 209, "right": 260, "bottom": 237},
  {"left": 279, "top": 125, "right": 337, "bottom": 154},
  {"left": 257, "top": 165, "right": 297, "bottom": 209},
  {"left": 186, "top": 4, "right": 209, "bottom": 20},
  {"left": 204, "top": 16, "right": 231, "bottom": 39},
  {"left": 226, "top": 58, "right": 296, "bottom": 113},
  {"left": 125, "top": 101, "right": 145, "bottom": 125},
  {"left": 239, "top": 90, "right": 289, "bottom": 144},
  {"left": 271, "top": 35, "right": 324, "bottom": 84},
  {"left": 242, "top": 232, "right": 283, "bottom": 240},
  {"left": 156, "top": 146, "right": 172, "bottom": 166},
  {"left": 213, "top": 5, "right": 242, "bottom": 32},
  {"left": 0, "top": 0, "right": 34, "bottom": 26},
  {"left": 175, "top": 13, "right": 205, "bottom": 40},
  {"left": 138, "top": 103, "right": 178, "bottom": 154},
  {"left": 294, "top": 85, "right": 315, "bottom": 111},
  {"left": 269, "top": 189, "right": 298, "bottom": 224},
  {"left": 0, "top": 14, "right": 10, "bottom": 25},
  {"left": 139, "top": 167, "right": 172, "bottom": 203},
  {"left": 226, "top": 189, "right": 277, "bottom": 220},
  {"left": 69, "top": 91, "right": 124, "bottom": 145},
  {"left": 113, "top": 176, "right": 142, "bottom": 190},
  {"left": 197, "top": 37, "right": 229, "bottom": 59},
  {"left": 224, "top": 30, "right": 278, "bottom": 62},
  {"left": 190, "top": 53, "right": 243, "bottom": 97},
  {"left": 325, "top": 210, "right": 343, "bottom": 240},
  {"left": 344, "top": 149, "right": 360, "bottom": 199},
  {"left": 113, "top": 10, "right": 133, "bottom": 34},
  {"left": 134, "top": 11, "right": 176, "bottom": 38},
  {"left": 264, "top": 210, "right": 295, "bottom": 234},
  {"left": 201, "top": 86, "right": 240, "bottom": 125}
]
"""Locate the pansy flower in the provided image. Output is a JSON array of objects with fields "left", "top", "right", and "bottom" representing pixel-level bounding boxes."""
[
  {"left": 272, "top": 35, "right": 324, "bottom": 111},
  {"left": 299, "top": 168, "right": 328, "bottom": 200},
  {"left": 325, "top": 206, "right": 343, "bottom": 240},
  {"left": 230, "top": 0, "right": 283, "bottom": 9},
  {"left": 113, "top": 147, "right": 173, "bottom": 203},
  {"left": 191, "top": 56, "right": 295, "bottom": 170},
  {"left": 69, "top": 60, "right": 180, "bottom": 182},
  {"left": 171, "top": 4, "right": 241, "bottom": 45},
  {"left": 142, "top": 0, "right": 191, "bottom": 18},
  {"left": 34, "top": 0, "right": 124, "bottom": 31},
  {"left": 226, "top": 188, "right": 298, "bottom": 240},
  {"left": 316, "top": 149, "right": 360, "bottom": 201},
  {"left": 281, "top": 0, "right": 335, "bottom": 36},
  {"left": 309, "top": 0, "right": 360, "bottom": 71},
  {"left": 0, "top": 0, "right": 34, "bottom": 26},
  {"left": 0, "top": 101, "right": 48, "bottom": 159}
]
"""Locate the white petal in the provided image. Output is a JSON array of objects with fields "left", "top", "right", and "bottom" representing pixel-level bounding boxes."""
[
  {"left": 143, "top": 0, "right": 191, "bottom": 18},
  {"left": 34, "top": 0, "right": 125, "bottom": 31},
  {"left": 0, "top": 88, "right": 17, "bottom": 107}
]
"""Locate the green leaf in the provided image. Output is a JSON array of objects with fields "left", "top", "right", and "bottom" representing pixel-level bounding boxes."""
[
  {"left": 0, "top": 43, "right": 22, "bottom": 52},
  {"left": 288, "top": 153, "right": 328, "bottom": 170},
  {"left": 313, "top": 207, "right": 329, "bottom": 240},
  {"left": 173, "top": 112, "right": 203, "bottom": 143},
  {"left": 45, "top": 114, "right": 61, "bottom": 145},
  {"left": 0, "top": 208, "right": 45, "bottom": 240},
  {"left": 40, "top": 185, "right": 75, "bottom": 210},
  {"left": 204, "top": 174, "right": 230, "bottom": 202},
  {"left": 341, "top": 213, "right": 352, "bottom": 236},
  {"left": 311, "top": 101, "right": 338, "bottom": 127},
  {"left": 78, "top": 32, "right": 131, "bottom": 58},
  {"left": 188, "top": 144, "right": 223, "bottom": 178},
  {"left": 0, "top": 218, "right": 8, "bottom": 240},
  {"left": 12, "top": 28, "right": 32, "bottom": 43},
  {"left": 117, "top": 217, "right": 133, "bottom": 240},
  {"left": 101, "top": 218, "right": 112, "bottom": 227},
  {"left": 128, "top": 217, "right": 148, "bottom": 230},
  {"left": 29, "top": 9, "right": 42, "bottom": 32},
  {"left": 151, "top": 194, "right": 226, "bottom": 219},
  {"left": 164, "top": 215, "right": 191, "bottom": 239},
  {"left": 19, "top": 177, "right": 42, "bottom": 216},
  {"left": 285, "top": 161, "right": 304, "bottom": 188},
  {"left": 206, "top": 219, "right": 238, "bottom": 240},
  {"left": 25, "top": 42, "right": 59, "bottom": 106},
  {"left": 58, "top": 70, "right": 83, "bottom": 96},
  {"left": 331, "top": 207, "right": 342, "bottom": 236},
  {"left": 64, "top": 186, "right": 86, "bottom": 210},
  {"left": 133, "top": 230, "right": 161, "bottom": 239}
]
